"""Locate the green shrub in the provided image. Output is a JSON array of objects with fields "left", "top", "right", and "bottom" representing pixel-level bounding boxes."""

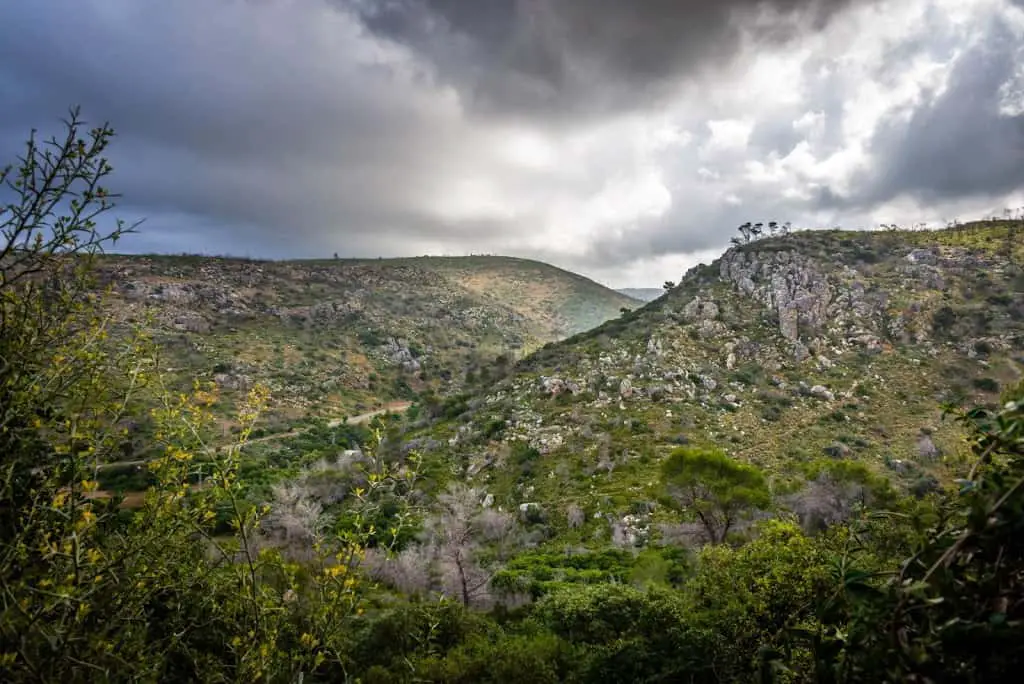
[{"left": 973, "top": 376, "right": 1000, "bottom": 393}]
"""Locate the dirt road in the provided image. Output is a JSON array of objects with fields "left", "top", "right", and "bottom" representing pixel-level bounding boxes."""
[
  {"left": 327, "top": 401, "right": 413, "bottom": 428},
  {"left": 96, "top": 401, "right": 414, "bottom": 470}
]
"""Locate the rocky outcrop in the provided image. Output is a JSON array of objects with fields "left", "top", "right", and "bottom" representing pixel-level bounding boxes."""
[
  {"left": 720, "top": 249, "right": 832, "bottom": 345},
  {"left": 384, "top": 337, "right": 421, "bottom": 372}
]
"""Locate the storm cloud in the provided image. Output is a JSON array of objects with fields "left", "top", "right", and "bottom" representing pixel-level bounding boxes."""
[
  {"left": 352, "top": 0, "right": 876, "bottom": 120},
  {"left": 1, "top": 0, "right": 1022, "bottom": 287}
]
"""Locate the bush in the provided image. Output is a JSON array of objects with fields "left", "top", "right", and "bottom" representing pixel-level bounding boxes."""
[{"left": 973, "top": 376, "right": 1000, "bottom": 393}]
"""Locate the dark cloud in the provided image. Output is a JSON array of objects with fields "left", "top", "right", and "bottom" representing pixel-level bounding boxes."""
[
  {"left": 351, "top": 0, "right": 874, "bottom": 121},
  {"left": 0, "top": 1, "right": 504, "bottom": 258},
  {"left": 833, "top": 14, "right": 1024, "bottom": 209}
]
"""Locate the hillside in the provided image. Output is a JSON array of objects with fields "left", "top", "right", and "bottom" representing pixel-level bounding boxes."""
[
  {"left": 407, "top": 221, "right": 1024, "bottom": 543},
  {"left": 95, "top": 253, "right": 637, "bottom": 431},
  {"left": 617, "top": 287, "right": 664, "bottom": 302}
]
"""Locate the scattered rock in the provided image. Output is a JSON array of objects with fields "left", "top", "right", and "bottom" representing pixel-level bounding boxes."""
[
  {"left": 212, "top": 372, "right": 253, "bottom": 391},
  {"left": 823, "top": 442, "right": 851, "bottom": 459},
  {"left": 905, "top": 248, "right": 938, "bottom": 265},
  {"left": 809, "top": 385, "right": 835, "bottom": 401},
  {"left": 917, "top": 434, "right": 940, "bottom": 461}
]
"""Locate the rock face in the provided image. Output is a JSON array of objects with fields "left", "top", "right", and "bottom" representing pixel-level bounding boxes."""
[
  {"left": 718, "top": 242, "right": 1009, "bottom": 359},
  {"left": 682, "top": 296, "right": 720, "bottom": 322},
  {"left": 720, "top": 249, "right": 832, "bottom": 345},
  {"left": 384, "top": 337, "right": 421, "bottom": 372}
]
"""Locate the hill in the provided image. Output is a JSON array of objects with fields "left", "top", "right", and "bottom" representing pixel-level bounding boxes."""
[
  {"left": 406, "top": 221, "right": 1024, "bottom": 543},
  {"left": 95, "top": 253, "right": 637, "bottom": 432},
  {"left": 617, "top": 287, "right": 664, "bottom": 302}
]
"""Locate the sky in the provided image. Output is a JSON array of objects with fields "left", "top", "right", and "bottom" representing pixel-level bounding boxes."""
[{"left": 1, "top": 0, "right": 1023, "bottom": 288}]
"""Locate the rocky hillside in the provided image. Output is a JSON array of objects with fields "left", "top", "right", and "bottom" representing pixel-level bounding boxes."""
[
  {"left": 408, "top": 221, "right": 1023, "bottom": 543},
  {"left": 95, "top": 254, "right": 637, "bottom": 429}
]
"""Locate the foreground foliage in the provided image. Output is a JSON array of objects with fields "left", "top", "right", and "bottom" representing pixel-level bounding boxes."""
[{"left": 1, "top": 112, "right": 1023, "bottom": 682}]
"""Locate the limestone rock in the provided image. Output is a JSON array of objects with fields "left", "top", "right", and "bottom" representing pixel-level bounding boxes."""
[{"left": 809, "top": 385, "right": 835, "bottom": 401}]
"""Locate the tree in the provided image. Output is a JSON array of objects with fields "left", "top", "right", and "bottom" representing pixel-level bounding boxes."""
[
  {"left": 663, "top": 280, "right": 675, "bottom": 290},
  {"left": 432, "top": 484, "right": 517, "bottom": 608},
  {"left": 660, "top": 447, "right": 771, "bottom": 544},
  {"left": 0, "top": 111, "right": 417, "bottom": 681},
  {"left": 0, "top": 107, "right": 139, "bottom": 541},
  {"left": 794, "top": 388, "right": 1024, "bottom": 682},
  {"left": 737, "top": 222, "right": 753, "bottom": 243},
  {"left": 373, "top": 484, "right": 518, "bottom": 608}
]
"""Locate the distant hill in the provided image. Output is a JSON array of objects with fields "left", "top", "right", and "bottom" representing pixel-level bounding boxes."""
[
  {"left": 95, "top": 253, "right": 637, "bottom": 429},
  {"left": 408, "top": 221, "right": 1024, "bottom": 544},
  {"left": 616, "top": 287, "right": 663, "bottom": 302}
]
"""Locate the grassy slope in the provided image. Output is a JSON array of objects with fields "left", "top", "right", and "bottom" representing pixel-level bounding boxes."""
[
  {"left": 96, "top": 253, "right": 636, "bottom": 432},
  {"left": 407, "top": 221, "right": 1024, "bottom": 544},
  {"left": 333, "top": 255, "right": 641, "bottom": 337}
]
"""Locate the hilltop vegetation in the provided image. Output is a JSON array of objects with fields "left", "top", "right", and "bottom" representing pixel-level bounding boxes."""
[{"left": 4, "top": 111, "right": 1024, "bottom": 683}]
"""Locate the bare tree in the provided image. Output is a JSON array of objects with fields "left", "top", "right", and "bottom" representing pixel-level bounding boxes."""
[
  {"left": 419, "top": 484, "right": 518, "bottom": 608},
  {"left": 784, "top": 472, "right": 871, "bottom": 533},
  {"left": 260, "top": 481, "right": 326, "bottom": 560},
  {"left": 364, "top": 544, "right": 436, "bottom": 597},
  {"left": 566, "top": 504, "right": 585, "bottom": 529}
]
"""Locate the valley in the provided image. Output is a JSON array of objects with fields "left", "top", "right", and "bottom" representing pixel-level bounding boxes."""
[
  {"left": 7, "top": 1, "right": 1024, "bottom": 675},
  {"left": 97, "top": 220, "right": 1023, "bottom": 535}
]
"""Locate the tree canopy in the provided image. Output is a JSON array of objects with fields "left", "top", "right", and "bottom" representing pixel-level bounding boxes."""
[{"left": 661, "top": 447, "right": 771, "bottom": 544}]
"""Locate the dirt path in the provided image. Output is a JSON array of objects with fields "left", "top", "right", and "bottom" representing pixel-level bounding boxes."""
[
  {"left": 327, "top": 401, "right": 413, "bottom": 428},
  {"left": 87, "top": 401, "right": 414, "bottom": 507},
  {"left": 96, "top": 401, "right": 413, "bottom": 470}
]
